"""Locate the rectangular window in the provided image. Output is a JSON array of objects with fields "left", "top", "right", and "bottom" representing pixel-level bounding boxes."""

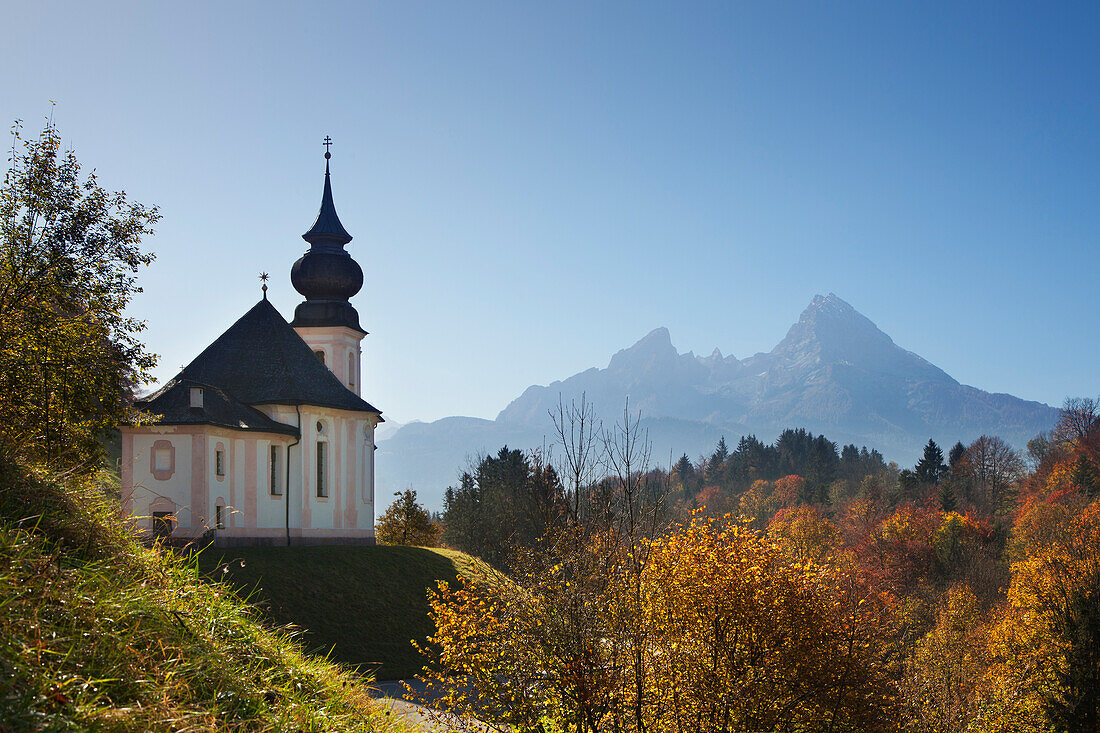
[
  {"left": 154, "top": 447, "right": 172, "bottom": 472},
  {"left": 270, "top": 445, "right": 282, "bottom": 495},
  {"left": 215, "top": 505, "right": 224, "bottom": 530},
  {"left": 316, "top": 442, "right": 327, "bottom": 497},
  {"left": 216, "top": 449, "right": 225, "bottom": 477}
]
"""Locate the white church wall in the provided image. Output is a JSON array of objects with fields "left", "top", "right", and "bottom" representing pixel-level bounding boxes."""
[
  {"left": 121, "top": 410, "right": 375, "bottom": 544},
  {"left": 293, "top": 406, "right": 376, "bottom": 535},
  {"left": 124, "top": 428, "right": 195, "bottom": 535},
  {"left": 292, "top": 325, "right": 365, "bottom": 395}
]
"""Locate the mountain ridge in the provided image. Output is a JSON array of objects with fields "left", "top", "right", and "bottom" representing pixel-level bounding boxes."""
[{"left": 378, "top": 294, "right": 1058, "bottom": 508}]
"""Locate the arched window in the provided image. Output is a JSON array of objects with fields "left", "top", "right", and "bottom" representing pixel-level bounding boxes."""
[
  {"left": 348, "top": 352, "right": 356, "bottom": 391},
  {"left": 314, "top": 349, "right": 326, "bottom": 365}
]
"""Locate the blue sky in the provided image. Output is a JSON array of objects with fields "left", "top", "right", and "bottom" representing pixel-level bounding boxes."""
[{"left": 3, "top": 2, "right": 1098, "bottom": 424}]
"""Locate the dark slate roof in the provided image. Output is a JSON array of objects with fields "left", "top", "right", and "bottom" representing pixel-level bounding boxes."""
[
  {"left": 136, "top": 379, "right": 300, "bottom": 436},
  {"left": 302, "top": 159, "right": 353, "bottom": 247},
  {"left": 143, "top": 299, "right": 382, "bottom": 418}
]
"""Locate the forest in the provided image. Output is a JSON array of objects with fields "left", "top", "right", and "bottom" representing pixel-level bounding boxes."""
[{"left": 386, "top": 396, "right": 1100, "bottom": 732}]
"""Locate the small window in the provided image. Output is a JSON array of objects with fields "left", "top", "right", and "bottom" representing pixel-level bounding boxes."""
[
  {"left": 316, "top": 420, "right": 324, "bottom": 434},
  {"left": 348, "top": 353, "right": 356, "bottom": 390},
  {"left": 315, "top": 350, "right": 326, "bottom": 365},
  {"left": 215, "top": 504, "right": 224, "bottom": 530},
  {"left": 270, "top": 445, "right": 282, "bottom": 495},
  {"left": 154, "top": 447, "right": 172, "bottom": 472},
  {"left": 189, "top": 386, "right": 204, "bottom": 408},
  {"left": 316, "top": 442, "right": 327, "bottom": 497},
  {"left": 215, "top": 449, "right": 225, "bottom": 477}
]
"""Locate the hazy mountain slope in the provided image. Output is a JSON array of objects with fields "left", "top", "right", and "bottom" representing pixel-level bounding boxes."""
[{"left": 378, "top": 294, "right": 1058, "bottom": 509}]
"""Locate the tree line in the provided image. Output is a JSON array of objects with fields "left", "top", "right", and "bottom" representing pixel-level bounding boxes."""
[{"left": 388, "top": 394, "right": 1100, "bottom": 733}]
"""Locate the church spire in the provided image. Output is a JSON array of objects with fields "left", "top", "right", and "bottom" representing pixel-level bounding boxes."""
[
  {"left": 302, "top": 137, "right": 353, "bottom": 248},
  {"left": 290, "top": 138, "right": 365, "bottom": 334}
]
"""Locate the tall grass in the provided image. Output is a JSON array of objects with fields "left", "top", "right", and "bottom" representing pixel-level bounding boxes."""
[{"left": 0, "top": 458, "right": 408, "bottom": 731}]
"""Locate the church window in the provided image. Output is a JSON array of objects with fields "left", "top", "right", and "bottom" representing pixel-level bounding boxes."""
[
  {"left": 348, "top": 353, "right": 355, "bottom": 390},
  {"left": 150, "top": 439, "right": 175, "bottom": 480},
  {"left": 316, "top": 442, "right": 328, "bottom": 497},
  {"left": 216, "top": 449, "right": 225, "bottom": 477},
  {"left": 315, "top": 350, "right": 326, "bottom": 365},
  {"left": 215, "top": 504, "right": 225, "bottom": 530},
  {"left": 270, "top": 445, "right": 282, "bottom": 495}
]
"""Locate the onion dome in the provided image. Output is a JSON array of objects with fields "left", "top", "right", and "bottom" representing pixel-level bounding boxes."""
[{"left": 290, "top": 142, "right": 365, "bottom": 333}]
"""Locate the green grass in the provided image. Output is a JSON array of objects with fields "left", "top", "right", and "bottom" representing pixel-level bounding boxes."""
[
  {"left": 201, "top": 544, "right": 496, "bottom": 680},
  {"left": 0, "top": 457, "right": 412, "bottom": 732}
]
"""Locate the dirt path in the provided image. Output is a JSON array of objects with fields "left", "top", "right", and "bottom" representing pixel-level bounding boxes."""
[{"left": 370, "top": 680, "right": 478, "bottom": 733}]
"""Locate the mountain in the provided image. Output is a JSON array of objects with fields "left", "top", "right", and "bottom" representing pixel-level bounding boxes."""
[{"left": 378, "top": 294, "right": 1058, "bottom": 509}]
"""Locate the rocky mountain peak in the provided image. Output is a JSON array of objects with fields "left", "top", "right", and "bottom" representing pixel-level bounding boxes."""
[
  {"left": 764, "top": 293, "right": 949, "bottom": 383},
  {"left": 607, "top": 327, "right": 677, "bottom": 374}
]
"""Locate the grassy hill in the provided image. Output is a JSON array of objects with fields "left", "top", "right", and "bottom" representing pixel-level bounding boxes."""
[
  {"left": 201, "top": 544, "right": 495, "bottom": 680},
  {"left": 0, "top": 457, "right": 409, "bottom": 732}
]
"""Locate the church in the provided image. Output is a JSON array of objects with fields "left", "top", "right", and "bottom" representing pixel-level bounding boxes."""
[{"left": 120, "top": 145, "right": 383, "bottom": 546}]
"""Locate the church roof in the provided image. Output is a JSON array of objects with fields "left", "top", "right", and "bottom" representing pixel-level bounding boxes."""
[
  {"left": 137, "top": 379, "right": 300, "bottom": 436},
  {"left": 302, "top": 156, "right": 353, "bottom": 248},
  {"left": 141, "top": 299, "right": 382, "bottom": 419}
]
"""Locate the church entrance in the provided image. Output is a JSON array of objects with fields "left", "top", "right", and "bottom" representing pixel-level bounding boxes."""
[{"left": 152, "top": 512, "right": 175, "bottom": 541}]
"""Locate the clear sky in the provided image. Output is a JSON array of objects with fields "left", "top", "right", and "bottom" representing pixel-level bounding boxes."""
[{"left": 4, "top": 2, "right": 1098, "bottom": 424}]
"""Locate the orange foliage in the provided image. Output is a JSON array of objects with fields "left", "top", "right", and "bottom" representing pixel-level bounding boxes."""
[{"left": 774, "top": 473, "right": 805, "bottom": 506}]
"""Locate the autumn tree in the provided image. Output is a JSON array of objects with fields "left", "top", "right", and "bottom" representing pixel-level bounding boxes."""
[
  {"left": 768, "top": 503, "right": 839, "bottom": 561},
  {"left": 974, "top": 504, "right": 1100, "bottom": 730},
  {"left": 376, "top": 489, "right": 439, "bottom": 546},
  {"left": 1053, "top": 396, "right": 1099, "bottom": 453},
  {"left": 645, "top": 517, "right": 902, "bottom": 732},
  {"left": 0, "top": 117, "right": 159, "bottom": 468},
  {"left": 903, "top": 585, "right": 989, "bottom": 733},
  {"left": 966, "top": 435, "right": 1025, "bottom": 512}
]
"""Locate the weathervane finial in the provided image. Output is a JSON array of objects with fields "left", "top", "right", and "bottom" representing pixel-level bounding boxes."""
[
  {"left": 259, "top": 272, "right": 269, "bottom": 300},
  {"left": 323, "top": 135, "right": 333, "bottom": 160}
]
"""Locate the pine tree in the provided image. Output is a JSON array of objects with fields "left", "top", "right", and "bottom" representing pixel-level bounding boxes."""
[
  {"left": 1071, "top": 454, "right": 1098, "bottom": 497},
  {"left": 937, "top": 481, "right": 957, "bottom": 512},
  {"left": 948, "top": 441, "right": 967, "bottom": 471},
  {"left": 710, "top": 436, "right": 729, "bottom": 466},
  {"left": 916, "top": 439, "right": 948, "bottom": 485}
]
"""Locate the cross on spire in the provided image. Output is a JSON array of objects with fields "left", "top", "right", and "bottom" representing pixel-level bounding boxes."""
[{"left": 323, "top": 135, "right": 333, "bottom": 160}]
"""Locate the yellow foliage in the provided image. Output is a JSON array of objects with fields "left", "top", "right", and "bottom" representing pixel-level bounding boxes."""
[{"left": 417, "top": 518, "right": 902, "bottom": 732}]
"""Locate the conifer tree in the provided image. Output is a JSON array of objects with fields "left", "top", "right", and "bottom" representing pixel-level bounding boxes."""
[
  {"left": 1071, "top": 454, "right": 1098, "bottom": 497},
  {"left": 916, "top": 439, "right": 948, "bottom": 485},
  {"left": 948, "top": 441, "right": 968, "bottom": 471},
  {"left": 710, "top": 436, "right": 729, "bottom": 466}
]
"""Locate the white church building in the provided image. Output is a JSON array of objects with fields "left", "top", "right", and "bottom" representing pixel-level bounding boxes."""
[{"left": 120, "top": 147, "right": 383, "bottom": 546}]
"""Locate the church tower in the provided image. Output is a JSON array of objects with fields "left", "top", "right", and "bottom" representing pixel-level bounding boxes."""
[{"left": 290, "top": 142, "right": 366, "bottom": 395}]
